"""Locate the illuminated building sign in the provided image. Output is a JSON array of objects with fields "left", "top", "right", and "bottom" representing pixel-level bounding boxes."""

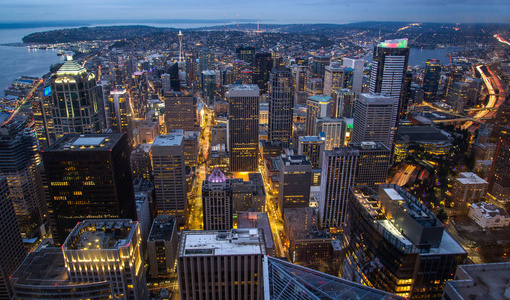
[{"left": 44, "top": 86, "right": 52, "bottom": 96}]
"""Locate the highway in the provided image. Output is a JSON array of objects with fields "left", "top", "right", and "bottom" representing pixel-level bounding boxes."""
[{"left": 461, "top": 65, "right": 505, "bottom": 130}]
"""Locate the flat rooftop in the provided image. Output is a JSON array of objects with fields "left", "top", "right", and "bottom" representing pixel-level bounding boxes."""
[
  {"left": 456, "top": 172, "right": 488, "bottom": 185},
  {"left": 446, "top": 262, "right": 510, "bottom": 300},
  {"left": 153, "top": 133, "right": 183, "bottom": 147},
  {"left": 10, "top": 248, "right": 70, "bottom": 286},
  {"left": 308, "top": 95, "right": 331, "bottom": 104},
  {"left": 237, "top": 212, "right": 274, "bottom": 250},
  {"left": 46, "top": 133, "right": 124, "bottom": 152},
  {"left": 64, "top": 219, "right": 136, "bottom": 250},
  {"left": 299, "top": 136, "right": 325, "bottom": 143},
  {"left": 148, "top": 215, "right": 176, "bottom": 242},
  {"left": 396, "top": 126, "right": 450, "bottom": 142},
  {"left": 179, "top": 229, "right": 265, "bottom": 257},
  {"left": 280, "top": 154, "right": 311, "bottom": 166}
]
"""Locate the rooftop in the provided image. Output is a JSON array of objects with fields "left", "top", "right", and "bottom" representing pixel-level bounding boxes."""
[
  {"left": 470, "top": 202, "right": 510, "bottom": 218},
  {"left": 377, "top": 38, "right": 408, "bottom": 49},
  {"left": 280, "top": 154, "right": 311, "bottom": 166},
  {"left": 396, "top": 126, "right": 451, "bottom": 143},
  {"left": 237, "top": 212, "right": 274, "bottom": 250},
  {"left": 64, "top": 219, "right": 136, "bottom": 250},
  {"left": 56, "top": 60, "right": 87, "bottom": 76},
  {"left": 10, "top": 248, "right": 70, "bottom": 286},
  {"left": 153, "top": 133, "right": 183, "bottom": 147},
  {"left": 148, "top": 215, "right": 176, "bottom": 242},
  {"left": 349, "top": 141, "right": 390, "bottom": 151},
  {"left": 45, "top": 133, "right": 123, "bottom": 152},
  {"left": 456, "top": 172, "right": 488, "bottom": 185},
  {"left": 308, "top": 95, "right": 332, "bottom": 104},
  {"left": 299, "top": 135, "right": 325, "bottom": 143},
  {"left": 445, "top": 262, "right": 510, "bottom": 300},
  {"left": 179, "top": 229, "right": 266, "bottom": 257},
  {"left": 358, "top": 93, "right": 397, "bottom": 103}
]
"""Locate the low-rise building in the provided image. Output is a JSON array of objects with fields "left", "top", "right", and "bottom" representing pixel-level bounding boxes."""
[
  {"left": 452, "top": 172, "right": 488, "bottom": 215},
  {"left": 394, "top": 126, "right": 452, "bottom": 162},
  {"left": 468, "top": 202, "right": 510, "bottom": 229}
]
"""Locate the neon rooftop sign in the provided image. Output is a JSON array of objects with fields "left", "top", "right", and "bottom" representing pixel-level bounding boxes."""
[{"left": 378, "top": 38, "right": 408, "bottom": 49}]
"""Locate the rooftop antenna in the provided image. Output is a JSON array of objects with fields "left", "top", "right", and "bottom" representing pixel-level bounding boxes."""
[{"left": 178, "top": 31, "right": 184, "bottom": 62}]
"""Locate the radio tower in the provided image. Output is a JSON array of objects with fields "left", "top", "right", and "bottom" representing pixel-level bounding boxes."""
[{"left": 178, "top": 31, "right": 184, "bottom": 62}]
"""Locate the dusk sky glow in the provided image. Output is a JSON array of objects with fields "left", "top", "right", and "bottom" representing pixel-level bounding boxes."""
[{"left": 1, "top": 0, "right": 509, "bottom": 25}]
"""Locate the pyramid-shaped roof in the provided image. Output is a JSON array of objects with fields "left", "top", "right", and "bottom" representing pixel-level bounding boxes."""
[{"left": 57, "top": 60, "right": 87, "bottom": 76}]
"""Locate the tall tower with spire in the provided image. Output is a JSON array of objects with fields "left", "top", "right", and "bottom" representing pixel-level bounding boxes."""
[{"left": 178, "top": 31, "right": 184, "bottom": 62}]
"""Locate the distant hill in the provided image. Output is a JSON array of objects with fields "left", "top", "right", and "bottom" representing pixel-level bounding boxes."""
[{"left": 22, "top": 25, "right": 176, "bottom": 44}]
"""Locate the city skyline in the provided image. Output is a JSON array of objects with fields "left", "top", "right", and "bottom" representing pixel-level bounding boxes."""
[{"left": 1, "top": 0, "right": 509, "bottom": 25}]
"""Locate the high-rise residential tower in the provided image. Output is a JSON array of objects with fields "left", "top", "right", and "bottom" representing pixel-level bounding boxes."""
[
  {"left": 49, "top": 59, "right": 101, "bottom": 138},
  {"left": 268, "top": 66, "right": 293, "bottom": 146},
  {"left": 42, "top": 133, "right": 137, "bottom": 245},
  {"left": 311, "top": 54, "right": 331, "bottom": 79},
  {"left": 352, "top": 93, "right": 399, "bottom": 149},
  {"left": 369, "top": 39, "right": 410, "bottom": 118},
  {"left": 227, "top": 85, "right": 260, "bottom": 172}
]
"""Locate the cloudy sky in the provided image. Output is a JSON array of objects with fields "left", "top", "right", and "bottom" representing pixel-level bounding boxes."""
[{"left": 1, "top": 0, "right": 509, "bottom": 25}]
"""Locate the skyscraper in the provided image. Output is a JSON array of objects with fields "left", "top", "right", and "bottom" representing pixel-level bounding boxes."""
[
  {"left": 0, "top": 117, "right": 43, "bottom": 238},
  {"left": 227, "top": 85, "right": 260, "bottom": 172},
  {"left": 342, "top": 57, "right": 365, "bottom": 94},
  {"left": 253, "top": 53, "right": 273, "bottom": 94},
  {"left": 178, "top": 229, "right": 266, "bottom": 300},
  {"left": 151, "top": 132, "right": 187, "bottom": 220},
  {"left": 278, "top": 154, "right": 312, "bottom": 215},
  {"left": 323, "top": 65, "right": 344, "bottom": 97},
  {"left": 0, "top": 177, "right": 26, "bottom": 300},
  {"left": 164, "top": 90, "right": 197, "bottom": 132},
  {"left": 235, "top": 46, "right": 256, "bottom": 65},
  {"left": 369, "top": 39, "right": 410, "bottom": 118},
  {"left": 63, "top": 219, "right": 148, "bottom": 300},
  {"left": 343, "top": 185, "right": 466, "bottom": 299},
  {"left": 352, "top": 93, "right": 399, "bottom": 149},
  {"left": 316, "top": 117, "right": 346, "bottom": 150},
  {"left": 201, "top": 70, "right": 217, "bottom": 104},
  {"left": 423, "top": 59, "right": 441, "bottom": 102},
  {"left": 147, "top": 215, "right": 178, "bottom": 279},
  {"left": 305, "top": 95, "right": 332, "bottom": 136},
  {"left": 202, "top": 168, "right": 233, "bottom": 230},
  {"left": 49, "top": 59, "right": 101, "bottom": 138},
  {"left": 298, "top": 136, "right": 326, "bottom": 169},
  {"left": 311, "top": 54, "right": 331, "bottom": 79},
  {"left": 106, "top": 89, "right": 131, "bottom": 133},
  {"left": 488, "top": 126, "right": 510, "bottom": 201},
  {"left": 350, "top": 141, "right": 391, "bottom": 190},
  {"left": 268, "top": 66, "right": 294, "bottom": 146},
  {"left": 333, "top": 89, "right": 356, "bottom": 118},
  {"left": 42, "top": 133, "right": 137, "bottom": 245},
  {"left": 319, "top": 148, "right": 358, "bottom": 228}
]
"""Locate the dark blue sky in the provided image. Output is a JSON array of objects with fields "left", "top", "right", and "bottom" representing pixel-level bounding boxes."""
[{"left": 1, "top": 0, "right": 509, "bottom": 24}]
